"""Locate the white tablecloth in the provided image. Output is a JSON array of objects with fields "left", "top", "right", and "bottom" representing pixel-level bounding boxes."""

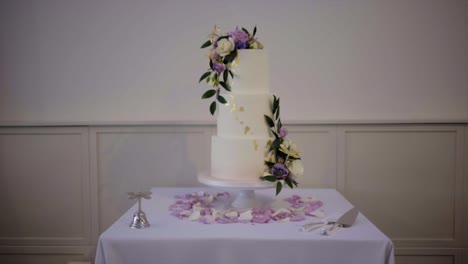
[{"left": 95, "top": 188, "right": 394, "bottom": 264}]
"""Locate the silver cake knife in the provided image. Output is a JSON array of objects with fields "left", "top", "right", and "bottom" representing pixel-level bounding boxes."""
[
  {"left": 302, "top": 207, "right": 359, "bottom": 233},
  {"left": 324, "top": 207, "right": 359, "bottom": 235}
]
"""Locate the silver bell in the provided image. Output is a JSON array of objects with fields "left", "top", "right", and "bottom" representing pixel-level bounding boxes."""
[{"left": 130, "top": 210, "right": 150, "bottom": 229}]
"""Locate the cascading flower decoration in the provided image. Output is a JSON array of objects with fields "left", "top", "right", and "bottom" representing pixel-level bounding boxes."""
[
  {"left": 260, "top": 95, "right": 304, "bottom": 195},
  {"left": 199, "top": 25, "right": 263, "bottom": 115}
]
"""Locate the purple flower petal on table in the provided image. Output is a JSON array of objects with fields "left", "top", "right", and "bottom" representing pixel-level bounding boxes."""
[
  {"left": 287, "top": 194, "right": 301, "bottom": 202},
  {"left": 200, "top": 208, "right": 213, "bottom": 216},
  {"left": 272, "top": 213, "right": 289, "bottom": 221},
  {"left": 304, "top": 200, "right": 323, "bottom": 211},
  {"left": 252, "top": 213, "right": 270, "bottom": 223},
  {"left": 181, "top": 203, "right": 192, "bottom": 210}
]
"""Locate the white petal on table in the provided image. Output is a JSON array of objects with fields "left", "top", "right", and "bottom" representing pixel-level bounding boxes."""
[
  {"left": 300, "top": 197, "right": 317, "bottom": 203},
  {"left": 225, "top": 211, "right": 239, "bottom": 218},
  {"left": 188, "top": 211, "right": 201, "bottom": 221},
  {"left": 238, "top": 210, "right": 253, "bottom": 221},
  {"left": 309, "top": 209, "right": 325, "bottom": 218},
  {"left": 272, "top": 208, "right": 291, "bottom": 217}
]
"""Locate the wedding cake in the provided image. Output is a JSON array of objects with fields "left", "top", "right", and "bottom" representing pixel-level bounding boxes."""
[
  {"left": 198, "top": 26, "right": 303, "bottom": 194},
  {"left": 211, "top": 50, "right": 273, "bottom": 183}
]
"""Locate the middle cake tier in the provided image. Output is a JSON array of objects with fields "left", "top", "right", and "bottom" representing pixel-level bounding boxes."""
[{"left": 217, "top": 92, "right": 272, "bottom": 138}]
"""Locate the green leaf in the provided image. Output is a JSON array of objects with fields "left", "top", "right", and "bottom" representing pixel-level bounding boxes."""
[
  {"left": 275, "top": 106, "right": 280, "bottom": 120},
  {"left": 200, "top": 40, "right": 212, "bottom": 49},
  {"left": 228, "top": 70, "right": 234, "bottom": 78},
  {"left": 292, "top": 179, "right": 298, "bottom": 187},
  {"left": 264, "top": 161, "right": 275, "bottom": 168},
  {"left": 272, "top": 103, "right": 278, "bottom": 117},
  {"left": 199, "top": 71, "right": 211, "bottom": 83},
  {"left": 210, "top": 101, "right": 216, "bottom": 115},
  {"left": 223, "top": 50, "right": 237, "bottom": 64},
  {"left": 276, "top": 182, "right": 283, "bottom": 196},
  {"left": 219, "top": 81, "right": 231, "bottom": 92},
  {"left": 278, "top": 119, "right": 282, "bottom": 130},
  {"left": 285, "top": 177, "right": 294, "bottom": 189},
  {"left": 223, "top": 69, "right": 228, "bottom": 82},
  {"left": 201, "top": 89, "right": 216, "bottom": 99},
  {"left": 262, "top": 175, "right": 277, "bottom": 182},
  {"left": 271, "top": 130, "right": 279, "bottom": 139},
  {"left": 217, "top": 35, "right": 229, "bottom": 41},
  {"left": 273, "top": 96, "right": 279, "bottom": 113},
  {"left": 209, "top": 60, "right": 213, "bottom": 70},
  {"left": 269, "top": 138, "right": 282, "bottom": 152},
  {"left": 264, "top": 115, "right": 275, "bottom": 127},
  {"left": 242, "top": 27, "right": 250, "bottom": 35},
  {"left": 253, "top": 25, "right": 257, "bottom": 36},
  {"left": 217, "top": 95, "right": 227, "bottom": 104}
]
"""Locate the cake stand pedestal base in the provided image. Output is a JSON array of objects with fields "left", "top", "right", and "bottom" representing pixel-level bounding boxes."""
[
  {"left": 198, "top": 172, "right": 274, "bottom": 209},
  {"left": 231, "top": 190, "right": 257, "bottom": 209}
]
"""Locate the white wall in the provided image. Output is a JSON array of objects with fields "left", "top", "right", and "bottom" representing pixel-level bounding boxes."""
[{"left": 1, "top": 0, "right": 467, "bottom": 124}]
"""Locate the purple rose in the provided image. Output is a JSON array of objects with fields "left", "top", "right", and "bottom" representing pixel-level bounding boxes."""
[
  {"left": 229, "top": 29, "right": 250, "bottom": 49},
  {"left": 212, "top": 61, "right": 225, "bottom": 73},
  {"left": 279, "top": 128, "right": 288, "bottom": 138},
  {"left": 271, "top": 163, "right": 289, "bottom": 179}
]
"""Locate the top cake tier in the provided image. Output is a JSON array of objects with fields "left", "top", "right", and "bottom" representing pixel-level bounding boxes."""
[{"left": 230, "top": 50, "right": 270, "bottom": 93}]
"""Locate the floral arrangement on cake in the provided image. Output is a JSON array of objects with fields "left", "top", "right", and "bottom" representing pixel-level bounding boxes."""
[
  {"left": 199, "top": 25, "right": 263, "bottom": 115},
  {"left": 260, "top": 95, "right": 304, "bottom": 195}
]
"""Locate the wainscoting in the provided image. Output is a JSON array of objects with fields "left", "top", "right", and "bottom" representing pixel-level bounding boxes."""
[{"left": 0, "top": 124, "right": 467, "bottom": 263}]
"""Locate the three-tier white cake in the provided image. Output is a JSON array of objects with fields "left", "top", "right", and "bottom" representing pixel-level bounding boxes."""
[{"left": 205, "top": 50, "right": 275, "bottom": 186}]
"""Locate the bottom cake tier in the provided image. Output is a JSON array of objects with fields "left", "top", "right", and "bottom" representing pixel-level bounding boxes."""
[{"left": 211, "top": 136, "right": 273, "bottom": 182}]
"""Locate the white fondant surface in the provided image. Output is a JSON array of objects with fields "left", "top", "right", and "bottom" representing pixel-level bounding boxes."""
[
  {"left": 208, "top": 50, "right": 275, "bottom": 186},
  {"left": 211, "top": 136, "right": 271, "bottom": 181},
  {"left": 217, "top": 92, "right": 272, "bottom": 138},
  {"left": 198, "top": 172, "right": 275, "bottom": 189},
  {"left": 230, "top": 50, "right": 270, "bottom": 94}
]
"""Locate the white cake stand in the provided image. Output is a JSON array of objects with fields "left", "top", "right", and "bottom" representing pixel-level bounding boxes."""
[{"left": 198, "top": 172, "right": 274, "bottom": 209}]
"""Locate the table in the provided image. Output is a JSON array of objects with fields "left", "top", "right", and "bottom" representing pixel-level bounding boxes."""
[{"left": 95, "top": 188, "right": 394, "bottom": 264}]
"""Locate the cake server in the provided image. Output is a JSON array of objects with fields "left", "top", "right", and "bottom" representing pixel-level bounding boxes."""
[{"left": 302, "top": 207, "right": 359, "bottom": 233}]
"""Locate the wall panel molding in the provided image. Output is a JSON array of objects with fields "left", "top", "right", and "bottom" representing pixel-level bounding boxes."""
[
  {"left": 0, "top": 127, "right": 91, "bottom": 247},
  {"left": 337, "top": 125, "right": 465, "bottom": 249}
]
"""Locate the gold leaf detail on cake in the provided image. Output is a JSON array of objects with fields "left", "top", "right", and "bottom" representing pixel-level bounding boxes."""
[
  {"left": 233, "top": 114, "right": 239, "bottom": 121},
  {"left": 253, "top": 140, "right": 259, "bottom": 151},
  {"left": 244, "top": 126, "right": 251, "bottom": 135},
  {"left": 239, "top": 106, "right": 245, "bottom": 112},
  {"left": 231, "top": 103, "right": 237, "bottom": 112},
  {"left": 240, "top": 121, "right": 244, "bottom": 125}
]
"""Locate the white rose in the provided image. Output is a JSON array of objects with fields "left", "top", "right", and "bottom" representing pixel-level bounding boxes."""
[
  {"left": 289, "top": 160, "right": 304, "bottom": 179},
  {"left": 215, "top": 37, "right": 235, "bottom": 56}
]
